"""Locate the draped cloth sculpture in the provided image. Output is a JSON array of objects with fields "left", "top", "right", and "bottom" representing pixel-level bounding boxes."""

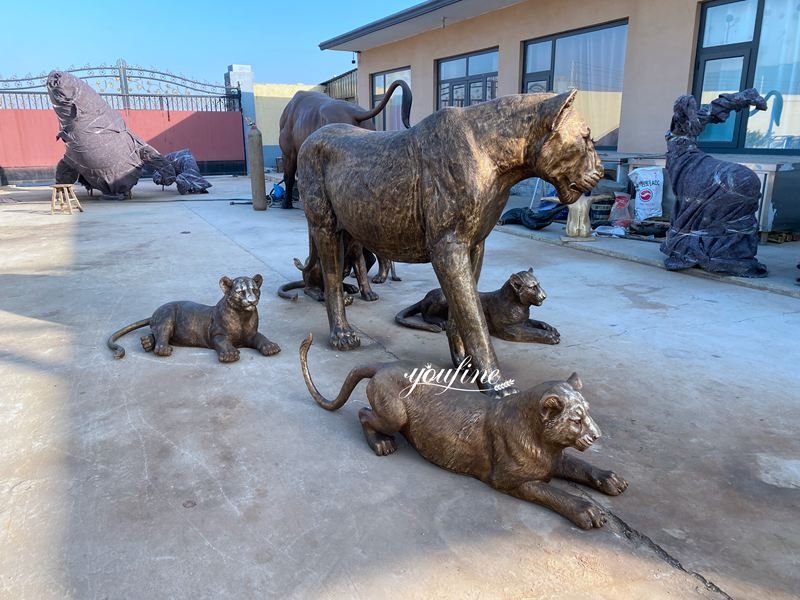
[
  {"left": 152, "top": 149, "right": 212, "bottom": 195},
  {"left": 661, "top": 89, "right": 768, "bottom": 277},
  {"left": 47, "top": 71, "right": 210, "bottom": 198}
]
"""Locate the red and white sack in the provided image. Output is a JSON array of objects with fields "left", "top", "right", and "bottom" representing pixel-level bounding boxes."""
[{"left": 628, "top": 167, "right": 663, "bottom": 222}]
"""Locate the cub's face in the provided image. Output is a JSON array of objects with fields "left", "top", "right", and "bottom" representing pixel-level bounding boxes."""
[
  {"left": 511, "top": 269, "right": 546, "bottom": 307},
  {"left": 220, "top": 274, "right": 263, "bottom": 312},
  {"left": 540, "top": 374, "right": 601, "bottom": 451}
]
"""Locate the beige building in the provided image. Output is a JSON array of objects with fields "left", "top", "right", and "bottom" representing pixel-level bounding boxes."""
[
  {"left": 253, "top": 83, "right": 323, "bottom": 169},
  {"left": 321, "top": 0, "right": 800, "bottom": 155},
  {"left": 320, "top": 0, "right": 800, "bottom": 230}
]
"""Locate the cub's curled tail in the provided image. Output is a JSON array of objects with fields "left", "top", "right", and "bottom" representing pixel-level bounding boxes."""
[
  {"left": 394, "top": 301, "right": 444, "bottom": 333},
  {"left": 107, "top": 319, "right": 151, "bottom": 359},
  {"left": 299, "top": 334, "right": 378, "bottom": 411}
]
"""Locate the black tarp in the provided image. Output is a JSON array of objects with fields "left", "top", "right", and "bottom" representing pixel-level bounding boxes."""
[
  {"left": 151, "top": 149, "right": 211, "bottom": 195},
  {"left": 48, "top": 71, "right": 164, "bottom": 199},
  {"left": 47, "top": 71, "right": 210, "bottom": 198},
  {"left": 661, "top": 90, "right": 768, "bottom": 277}
]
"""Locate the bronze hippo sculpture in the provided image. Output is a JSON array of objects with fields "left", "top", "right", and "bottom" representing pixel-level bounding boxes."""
[{"left": 298, "top": 91, "right": 602, "bottom": 394}]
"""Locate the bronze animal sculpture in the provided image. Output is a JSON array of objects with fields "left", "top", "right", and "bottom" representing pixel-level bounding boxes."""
[
  {"left": 298, "top": 91, "right": 602, "bottom": 392},
  {"left": 107, "top": 275, "right": 280, "bottom": 362},
  {"left": 277, "top": 234, "right": 381, "bottom": 303},
  {"left": 300, "top": 335, "right": 627, "bottom": 529},
  {"left": 278, "top": 80, "right": 412, "bottom": 209},
  {"left": 396, "top": 268, "right": 559, "bottom": 344}
]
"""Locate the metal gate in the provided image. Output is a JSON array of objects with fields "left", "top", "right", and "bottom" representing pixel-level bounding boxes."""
[{"left": 0, "top": 59, "right": 246, "bottom": 183}]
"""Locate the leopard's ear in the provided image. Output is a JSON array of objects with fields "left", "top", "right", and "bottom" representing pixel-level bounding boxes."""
[
  {"left": 528, "top": 267, "right": 534, "bottom": 274},
  {"left": 253, "top": 274, "right": 263, "bottom": 288},
  {"left": 541, "top": 394, "right": 564, "bottom": 420},
  {"left": 509, "top": 272, "right": 524, "bottom": 292},
  {"left": 552, "top": 89, "right": 578, "bottom": 131},
  {"left": 219, "top": 276, "right": 233, "bottom": 293},
  {"left": 567, "top": 372, "right": 583, "bottom": 390}
]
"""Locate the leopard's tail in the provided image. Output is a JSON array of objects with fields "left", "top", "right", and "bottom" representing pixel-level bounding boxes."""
[
  {"left": 394, "top": 301, "right": 443, "bottom": 333},
  {"left": 299, "top": 334, "right": 378, "bottom": 411},
  {"left": 277, "top": 281, "right": 304, "bottom": 301},
  {"left": 107, "top": 319, "right": 150, "bottom": 359}
]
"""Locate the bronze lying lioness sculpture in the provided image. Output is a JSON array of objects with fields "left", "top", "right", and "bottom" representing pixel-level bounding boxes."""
[
  {"left": 107, "top": 275, "right": 280, "bottom": 362},
  {"left": 299, "top": 91, "right": 602, "bottom": 393},
  {"left": 396, "top": 268, "right": 560, "bottom": 344},
  {"left": 300, "top": 335, "right": 627, "bottom": 529}
]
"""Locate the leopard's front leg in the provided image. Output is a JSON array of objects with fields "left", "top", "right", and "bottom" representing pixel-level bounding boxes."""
[
  {"left": 248, "top": 331, "right": 281, "bottom": 356},
  {"left": 509, "top": 480, "right": 608, "bottom": 529},
  {"left": 555, "top": 453, "right": 628, "bottom": 496},
  {"left": 212, "top": 334, "right": 240, "bottom": 363}
]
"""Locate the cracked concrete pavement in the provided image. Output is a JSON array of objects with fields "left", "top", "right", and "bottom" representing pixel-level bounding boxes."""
[{"left": 0, "top": 178, "right": 798, "bottom": 599}]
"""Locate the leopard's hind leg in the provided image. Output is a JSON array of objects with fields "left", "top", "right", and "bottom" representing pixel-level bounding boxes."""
[
  {"left": 140, "top": 332, "right": 155, "bottom": 352},
  {"left": 150, "top": 320, "right": 176, "bottom": 357},
  {"left": 359, "top": 382, "right": 408, "bottom": 456}
]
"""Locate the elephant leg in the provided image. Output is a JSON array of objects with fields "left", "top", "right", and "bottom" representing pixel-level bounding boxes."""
[{"left": 282, "top": 154, "right": 296, "bottom": 209}]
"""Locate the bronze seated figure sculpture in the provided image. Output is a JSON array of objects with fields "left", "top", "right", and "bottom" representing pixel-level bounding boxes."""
[
  {"left": 661, "top": 89, "right": 769, "bottom": 277},
  {"left": 298, "top": 90, "right": 602, "bottom": 394},
  {"left": 300, "top": 335, "right": 627, "bottom": 529},
  {"left": 396, "top": 268, "right": 560, "bottom": 345},
  {"left": 107, "top": 275, "right": 280, "bottom": 362}
]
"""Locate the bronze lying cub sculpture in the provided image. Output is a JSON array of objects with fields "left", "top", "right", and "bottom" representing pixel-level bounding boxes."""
[
  {"left": 107, "top": 275, "right": 280, "bottom": 362},
  {"left": 395, "top": 268, "right": 560, "bottom": 344},
  {"left": 300, "top": 334, "right": 627, "bottom": 529}
]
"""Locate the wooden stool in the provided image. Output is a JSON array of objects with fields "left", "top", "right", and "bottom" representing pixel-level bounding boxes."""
[{"left": 50, "top": 184, "right": 83, "bottom": 215}]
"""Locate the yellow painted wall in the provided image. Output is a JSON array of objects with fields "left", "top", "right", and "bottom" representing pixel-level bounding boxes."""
[
  {"left": 253, "top": 83, "right": 324, "bottom": 158},
  {"left": 356, "top": 0, "right": 704, "bottom": 154}
]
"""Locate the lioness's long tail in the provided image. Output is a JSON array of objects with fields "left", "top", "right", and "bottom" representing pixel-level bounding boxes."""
[
  {"left": 299, "top": 334, "right": 378, "bottom": 411},
  {"left": 394, "top": 301, "right": 443, "bottom": 333},
  {"left": 107, "top": 319, "right": 150, "bottom": 359},
  {"left": 277, "top": 281, "right": 304, "bottom": 301}
]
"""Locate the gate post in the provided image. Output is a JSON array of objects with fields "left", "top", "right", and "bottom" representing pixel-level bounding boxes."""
[{"left": 225, "top": 65, "right": 257, "bottom": 175}]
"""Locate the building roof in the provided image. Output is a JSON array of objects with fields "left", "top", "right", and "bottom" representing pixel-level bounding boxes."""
[{"left": 319, "top": 0, "right": 527, "bottom": 52}]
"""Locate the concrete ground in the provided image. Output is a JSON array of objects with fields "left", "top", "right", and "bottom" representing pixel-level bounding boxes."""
[{"left": 1, "top": 177, "right": 798, "bottom": 599}]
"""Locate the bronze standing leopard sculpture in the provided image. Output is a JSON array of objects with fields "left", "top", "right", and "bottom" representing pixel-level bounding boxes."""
[
  {"left": 300, "top": 335, "right": 627, "bottom": 529},
  {"left": 298, "top": 90, "right": 602, "bottom": 394},
  {"left": 396, "top": 268, "right": 560, "bottom": 344},
  {"left": 107, "top": 275, "right": 280, "bottom": 362}
]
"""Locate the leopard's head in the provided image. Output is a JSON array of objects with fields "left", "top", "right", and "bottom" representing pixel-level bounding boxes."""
[
  {"left": 538, "top": 373, "right": 601, "bottom": 451},
  {"left": 220, "top": 274, "right": 263, "bottom": 312},
  {"left": 509, "top": 268, "right": 546, "bottom": 307},
  {"left": 530, "top": 90, "right": 604, "bottom": 205}
]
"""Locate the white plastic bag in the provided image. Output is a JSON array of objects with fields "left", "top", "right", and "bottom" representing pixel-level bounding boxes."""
[
  {"left": 628, "top": 167, "right": 664, "bottom": 222},
  {"left": 609, "top": 192, "right": 633, "bottom": 227}
]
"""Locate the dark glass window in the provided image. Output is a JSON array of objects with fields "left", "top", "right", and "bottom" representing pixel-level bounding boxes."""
[
  {"left": 695, "top": 0, "right": 800, "bottom": 152},
  {"left": 522, "top": 21, "right": 628, "bottom": 149},
  {"left": 437, "top": 49, "right": 499, "bottom": 109}
]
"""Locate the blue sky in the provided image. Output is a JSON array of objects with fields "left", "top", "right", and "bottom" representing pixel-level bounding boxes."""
[{"left": 0, "top": 0, "right": 418, "bottom": 86}]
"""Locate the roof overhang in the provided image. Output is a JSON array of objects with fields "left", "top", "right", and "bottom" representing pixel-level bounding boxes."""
[{"left": 320, "top": 0, "right": 528, "bottom": 52}]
